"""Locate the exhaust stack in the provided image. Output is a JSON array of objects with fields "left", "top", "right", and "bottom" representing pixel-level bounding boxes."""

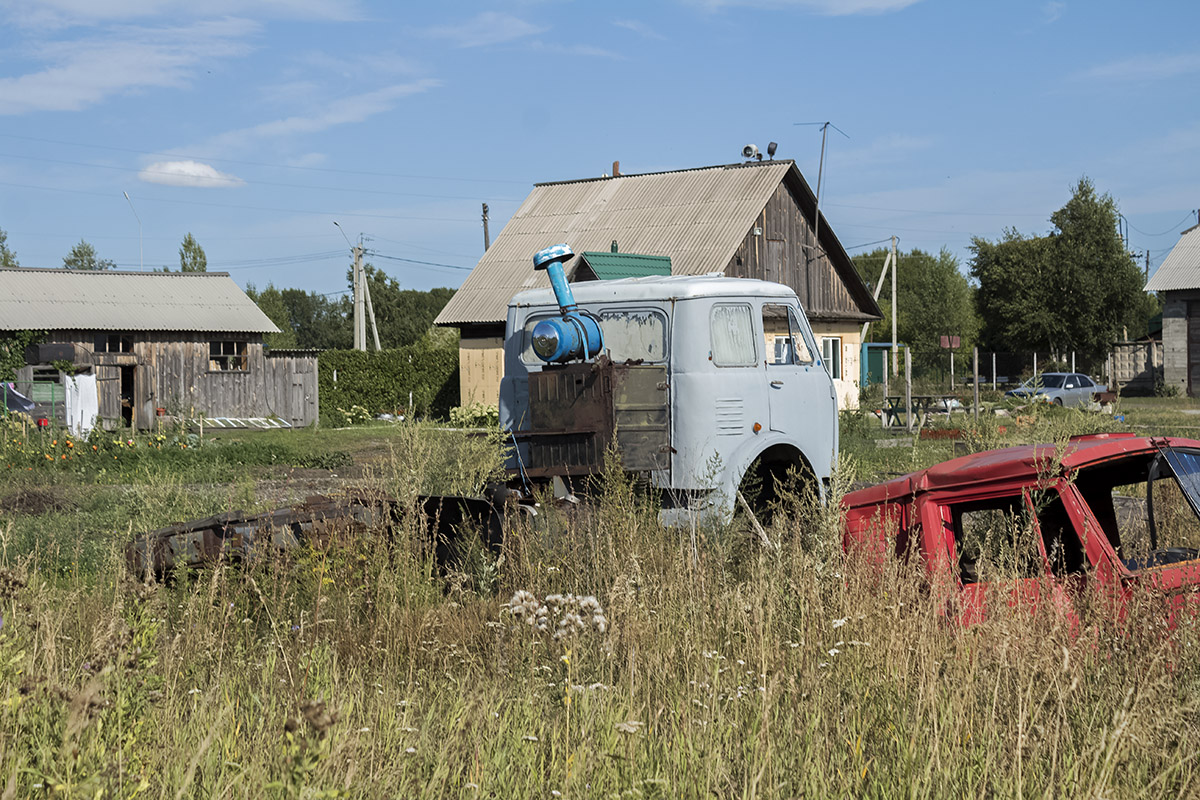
[{"left": 530, "top": 243, "right": 604, "bottom": 363}]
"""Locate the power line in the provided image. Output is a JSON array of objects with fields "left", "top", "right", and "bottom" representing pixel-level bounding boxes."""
[
  {"left": 1124, "top": 212, "right": 1195, "bottom": 237},
  {"left": 843, "top": 237, "right": 894, "bottom": 251},
  {"left": 825, "top": 201, "right": 1047, "bottom": 218},
  {"left": 0, "top": 132, "right": 531, "bottom": 185},
  {"left": 369, "top": 250, "right": 472, "bottom": 272},
  {"left": 0, "top": 151, "right": 518, "bottom": 202},
  {"left": 0, "top": 180, "right": 477, "bottom": 223}
]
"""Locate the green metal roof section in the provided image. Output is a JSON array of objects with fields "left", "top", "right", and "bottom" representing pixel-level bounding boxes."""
[{"left": 579, "top": 251, "right": 672, "bottom": 280}]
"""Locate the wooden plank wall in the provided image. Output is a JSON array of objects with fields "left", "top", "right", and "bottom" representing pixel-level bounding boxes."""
[
  {"left": 724, "top": 182, "right": 859, "bottom": 319},
  {"left": 42, "top": 332, "right": 318, "bottom": 428}
]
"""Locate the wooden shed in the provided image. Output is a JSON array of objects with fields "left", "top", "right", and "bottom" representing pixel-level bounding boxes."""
[
  {"left": 0, "top": 268, "right": 318, "bottom": 429},
  {"left": 434, "top": 159, "right": 881, "bottom": 409}
]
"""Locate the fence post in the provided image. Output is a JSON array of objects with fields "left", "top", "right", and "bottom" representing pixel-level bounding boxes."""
[
  {"left": 992, "top": 352, "right": 997, "bottom": 391},
  {"left": 950, "top": 350, "right": 955, "bottom": 390},
  {"left": 881, "top": 356, "right": 889, "bottom": 429},
  {"left": 1033, "top": 352, "right": 1037, "bottom": 377},
  {"left": 1071, "top": 351, "right": 1076, "bottom": 373},
  {"left": 905, "top": 347, "right": 913, "bottom": 434},
  {"left": 973, "top": 347, "right": 980, "bottom": 424}
]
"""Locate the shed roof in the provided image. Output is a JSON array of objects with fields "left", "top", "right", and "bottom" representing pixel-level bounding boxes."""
[
  {"left": 0, "top": 268, "right": 280, "bottom": 333},
  {"left": 578, "top": 251, "right": 672, "bottom": 280},
  {"left": 1145, "top": 223, "right": 1200, "bottom": 291},
  {"left": 435, "top": 160, "right": 879, "bottom": 326}
]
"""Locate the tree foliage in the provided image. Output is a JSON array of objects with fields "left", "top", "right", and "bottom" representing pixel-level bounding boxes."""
[
  {"left": 970, "top": 178, "right": 1150, "bottom": 359},
  {"left": 244, "top": 283, "right": 298, "bottom": 350},
  {"left": 179, "top": 233, "right": 207, "bottom": 272},
  {"left": 0, "top": 330, "right": 45, "bottom": 381},
  {"left": 0, "top": 226, "right": 18, "bottom": 268},
  {"left": 63, "top": 239, "right": 115, "bottom": 271},
  {"left": 361, "top": 265, "right": 456, "bottom": 349},
  {"left": 853, "top": 246, "right": 979, "bottom": 365},
  {"left": 244, "top": 262, "right": 456, "bottom": 354}
]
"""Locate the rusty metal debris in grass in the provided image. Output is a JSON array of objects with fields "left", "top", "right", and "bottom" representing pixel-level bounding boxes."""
[{"left": 125, "top": 488, "right": 511, "bottom": 579}]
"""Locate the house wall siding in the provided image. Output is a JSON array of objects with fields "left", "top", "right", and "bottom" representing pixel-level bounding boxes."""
[{"left": 1161, "top": 290, "right": 1200, "bottom": 394}]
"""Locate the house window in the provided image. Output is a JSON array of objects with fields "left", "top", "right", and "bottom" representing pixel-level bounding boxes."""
[
  {"left": 210, "top": 341, "right": 249, "bottom": 371},
  {"left": 821, "top": 336, "right": 842, "bottom": 380},
  {"left": 95, "top": 333, "right": 133, "bottom": 353}
]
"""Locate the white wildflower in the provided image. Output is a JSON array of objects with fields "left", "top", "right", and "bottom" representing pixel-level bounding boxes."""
[
  {"left": 832, "top": 617, "right": 848, "bottom": 629},
  {"left": 615, "top": 720, "right": 645, "bottom": 734}
]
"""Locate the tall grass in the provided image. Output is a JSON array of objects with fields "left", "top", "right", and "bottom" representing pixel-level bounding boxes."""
[{"left": 0, "top": 428, "right": 1196, "bottom": 797}]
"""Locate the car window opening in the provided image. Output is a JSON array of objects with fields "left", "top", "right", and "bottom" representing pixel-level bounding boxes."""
[
  {"left": 949, "top": 492, "right": 1083, "bottom": 584},
  {"left": 1074, "top": 449, "right": 1200, "bottom": 571}
]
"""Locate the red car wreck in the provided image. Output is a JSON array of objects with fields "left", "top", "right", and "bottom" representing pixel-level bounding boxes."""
[{"left": 842, "top": 433, "right": 1200, "bottom": 625}]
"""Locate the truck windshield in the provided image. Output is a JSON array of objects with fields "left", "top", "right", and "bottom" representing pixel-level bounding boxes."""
[{"left": 1073, "top": 447, "right": 1200, "bottom": 571}]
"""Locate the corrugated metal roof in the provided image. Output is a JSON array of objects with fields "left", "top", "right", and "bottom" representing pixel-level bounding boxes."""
[
  {"left": 579, "top": 251, "right": 672, "bottom": 280},
  {"left": 0, "top": 268, "right": 280, "bottom": 333},
  {"left": 1146, "top": 224, "right": 1200, "bottom": 291},
  {"left": 437, "top": 161, "right": 808, "bottom": 325}
]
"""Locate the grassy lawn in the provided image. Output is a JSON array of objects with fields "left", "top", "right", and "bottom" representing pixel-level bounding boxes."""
[{"left": 0, "top": 408, "right": 1198, "bottom": 797}]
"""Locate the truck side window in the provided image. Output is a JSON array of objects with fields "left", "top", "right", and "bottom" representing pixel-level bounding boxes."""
[
  {"left": 762, "top": 303, "right": 813, "bottom": 366},
  {"left": 710, "top": 304, "right": 756, "bottom": 366}
]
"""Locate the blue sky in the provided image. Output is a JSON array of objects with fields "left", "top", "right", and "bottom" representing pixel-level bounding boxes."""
[{"left": 1, "top": 0, "right": 1197, "bottom": 299}]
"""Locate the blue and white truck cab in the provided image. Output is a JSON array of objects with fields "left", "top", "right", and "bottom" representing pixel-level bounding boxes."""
[{"left": 500, "top": 244, "right": 839, "bottom": 521}]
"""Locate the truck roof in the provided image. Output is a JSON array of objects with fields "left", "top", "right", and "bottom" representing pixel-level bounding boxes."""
[
  {"left": 508, "top": 274, "right": 799, "bottom": 309},
  {"left": 842, "top": 434, "right": 1192, "bottom": 508}
]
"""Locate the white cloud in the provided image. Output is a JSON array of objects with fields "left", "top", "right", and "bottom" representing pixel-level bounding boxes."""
[
  {"left": 138, "top": 160, "right": 245, "bottom": 187},
  {"left": 0, "top": 17, "right": 258, "bottom": 114},
  {"left": 423, "top": 12, "right": 546, "bottom": 48},
  {"left": 1041, "top": 2, "right": 1066, "bottom": 24},
  {"left": 686, "top": 0, "right": 922, "bottom": 14},
  {"left": 1077, "top": 53, "right": 1200, "bottom": 83},
  {"left": 195, "top": 79, "right": 441, "bottom": 154},
  {"left": 614, "top": 19, "right": 666, "bottom": 40}
]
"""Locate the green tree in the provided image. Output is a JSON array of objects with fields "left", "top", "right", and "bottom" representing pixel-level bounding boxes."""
[
  {"left": 359, "top": 265, "right": 456, "bottom": 349},
  {"left": 245, "top": 283, "right": 299, "bottom": 349},
  {"left": 280, "top": 288, "right": 351, "bottom": 350},
  {"left": 179, "top": 233, "right": 207, "bottom": 272},
  {"left": 63, "top": 239, "right": 115, "bottom": 270},
  {"left": 853, "top": 246, "right": 979, "bottom": 368},
  {"left": 0, "top": 226, "right": 18, "bottom": 268},
  {"left": 971, "top": 177, "right": 1147, "bottom": 360}
]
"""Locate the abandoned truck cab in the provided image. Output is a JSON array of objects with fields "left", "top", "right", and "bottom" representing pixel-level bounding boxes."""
[
  {"left": 499, "top": 244, "right": 838, "bottom": 520},
  {"left": 842, "top": 434, "right": 1200, "bottom": 626}
]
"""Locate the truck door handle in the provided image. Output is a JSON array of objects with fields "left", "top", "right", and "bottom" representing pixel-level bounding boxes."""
[{"left": 770, "top": 380, "right": 784, "bottom": 387}]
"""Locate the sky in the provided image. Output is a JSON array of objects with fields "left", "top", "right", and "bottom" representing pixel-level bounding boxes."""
[{"left": 1, "top": 0, "right": 1198, "bottom": 300}]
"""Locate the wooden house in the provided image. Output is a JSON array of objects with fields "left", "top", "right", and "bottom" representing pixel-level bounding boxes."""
[
  {"left": 434, "top": 160, "right": 882, "bottom": 409},
  {"left": 0, "top": 268, "right": 318, "bottom": 429},
  {"left": 1145, "top": 223, "right": 1200, "bottom": 395}
]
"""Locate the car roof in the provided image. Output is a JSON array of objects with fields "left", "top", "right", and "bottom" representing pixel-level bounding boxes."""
[{"left": 842, "top": 434, "right": 1196, "bottom": 508}]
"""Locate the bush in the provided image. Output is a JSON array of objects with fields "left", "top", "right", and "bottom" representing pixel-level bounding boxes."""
[
  {"left": 449, "top": 403, "right": 499, "bottom": 428},
  {"left": 318, "top": 340, "right": 459, "bottom": 424}
]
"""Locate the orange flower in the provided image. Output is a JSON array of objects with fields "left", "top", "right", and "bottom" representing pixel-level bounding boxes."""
[
  {"left": 45, "top": 454, "right": 52, "bottom": 460},
  {"left": 61, "top": 454, "right": 67, "bottom": 460},
  {"left": 92, "top": 445, "right": 98, "bottom": 451},
  {"left": 52, "top": 439, "right": 57, "bottom": 446},
  {"left": 67, "top": 441, "right": 74, "bottom": 448}
]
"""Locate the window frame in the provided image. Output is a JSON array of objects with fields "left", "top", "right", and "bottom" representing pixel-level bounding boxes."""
[
  {"left": 709, "top": 302, "right": 758, "bottom": 368},
  {"left": 208, "top": 340, "right": 250, "bottom": 373},
  {"left": 821, "top": 336, "right": 842, "bottom": 380}
]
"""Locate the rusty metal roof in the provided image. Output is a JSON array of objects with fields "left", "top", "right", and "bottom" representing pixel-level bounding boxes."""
[
  {"left": 1146, "top": 223, "right": 1200, "bottom": 292},
  {"left": 0, "top": 268, "right": 280, "bottom": 333},
  {"left": 436, "top": 160, "right": 878, "bottom": 326}
]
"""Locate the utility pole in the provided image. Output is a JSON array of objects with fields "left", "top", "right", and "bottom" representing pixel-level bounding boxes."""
[
  {"left": 1146, "top": 250, "right": 1150, "bottom": 283},
  {"left": 363, "top": 255, "right": 381, "bottom": 351},
  {"left": 353, "top": 244, "right": 365, "bottom": 351},
  {"left": 890, "top": 234, "right": 898, "bottom": 378},
  {"left": 482, "top": 203, "right": 491, "bottom": 251}
]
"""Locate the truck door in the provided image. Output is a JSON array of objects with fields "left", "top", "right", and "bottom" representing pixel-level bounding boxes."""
[{"left": 760, "top": 303, "right": 836, "bottom": 466}]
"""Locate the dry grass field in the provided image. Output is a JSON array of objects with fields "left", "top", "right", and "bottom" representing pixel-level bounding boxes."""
[{"left": 1, "top": 401, "right": 1198, "bottom": 798}]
